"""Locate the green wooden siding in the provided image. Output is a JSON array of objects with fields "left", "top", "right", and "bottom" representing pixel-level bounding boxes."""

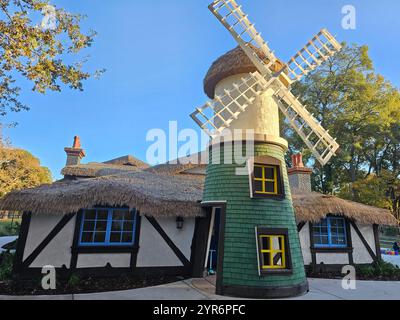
[{"left": 203, "top": 142, "right": 307, "bottom": 288}]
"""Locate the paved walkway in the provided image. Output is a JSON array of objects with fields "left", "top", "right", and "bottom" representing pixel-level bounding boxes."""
[{"left": 1, "top": 277, "right": 399, "bottom": 300}]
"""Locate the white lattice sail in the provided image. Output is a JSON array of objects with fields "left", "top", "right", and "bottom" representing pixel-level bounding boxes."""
[
  {"left": 283, "top": 29, "right": 342, "bottom": 83},
  {"left": 209, "top": 0, "right": 277, "bottom": 78}
]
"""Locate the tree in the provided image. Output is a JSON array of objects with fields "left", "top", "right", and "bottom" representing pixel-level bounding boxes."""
[
  {"left": 0, "top": 144, "right": 52, "bottom": 197},
  {"left": 0, "top": 0, "right": 101, "bottom": 116},
  {"left": 284, "top": 43, "right": 400, "bottom": 219}
]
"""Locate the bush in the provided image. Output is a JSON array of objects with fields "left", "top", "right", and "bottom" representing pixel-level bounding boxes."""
[
  {"left": 0, "top": 221, "right": 20, "bottom": 237},
  {"left": 67, "top": 274, "right": 80, "bottom": 289},
  {"left": 0, "top": 252, "right": 14, "bottom": 281},
  {"left": 357, "top": 260, "right": 400, "bottom": 279}
]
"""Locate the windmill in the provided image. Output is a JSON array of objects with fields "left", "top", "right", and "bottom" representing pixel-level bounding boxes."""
[
  {"left": 194, "top": 0, "right": 344, "bottom": 299},
  {"left": 191, "top": 0, "right": 342, "bottom": 166}
]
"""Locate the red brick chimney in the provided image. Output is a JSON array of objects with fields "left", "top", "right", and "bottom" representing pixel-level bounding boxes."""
[
  {"left": 288, "top": 153, "right": 312, "bottom": 193},
  {"left": 64, "top": 136, "right": 86, "bottom": 166}
]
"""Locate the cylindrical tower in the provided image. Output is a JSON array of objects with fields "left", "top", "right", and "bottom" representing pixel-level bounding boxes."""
[{"left": 203, "top": 46, "right": 308, "bottom": 299}]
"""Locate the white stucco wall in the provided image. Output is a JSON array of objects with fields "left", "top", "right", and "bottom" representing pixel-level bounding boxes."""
[
  {"left": 351, "top": 223, "right": 375, "bottom": 264},
  {"left": 299, "top": 223, "right": 312, "bottom": 265},
  {"left": 24, "top": 214, "right": 65, "bottom": 260},
  {"left": 29, "top": 215, "right": 76, "bottom": 268},
  {"left": 136, "top": 217, "right": 195, "bottom": 267},
  {"left": 77, "top": 254, "right": 131, "bottom": 268}
]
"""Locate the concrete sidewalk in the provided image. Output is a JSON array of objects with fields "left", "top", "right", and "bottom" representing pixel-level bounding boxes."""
[{"left": 1, "top": 277, "right": 399, "bottom": 300}]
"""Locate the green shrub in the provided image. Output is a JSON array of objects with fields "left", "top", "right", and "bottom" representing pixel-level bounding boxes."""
[
  {"left": 358, "top": 260, "right": 400, "bottom": 278},
  {"left": 0, "top": 252, "right": 14, "bottom": 281},
  {"left": 0, "top": 221, "right": 20, "bottom": 237},
  {"left": 67, "top": 274, "right": 80, "bottom": 288}
]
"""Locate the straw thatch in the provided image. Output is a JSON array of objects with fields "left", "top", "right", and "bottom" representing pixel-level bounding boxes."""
[
  {"left": 0, "top": 171, "right": 204, "bottom": 218},
  {"left": 293, "top": 192, "right": 398, "bottom": 226},
  {"left": 203, "top": 46, "right": 285, "bottom": 99},
  {"left": 61, "top": 163, "right": 142, "bottom": 178},
  {"left": 61, "top": 155, "right": 149, "bottom": 178}
]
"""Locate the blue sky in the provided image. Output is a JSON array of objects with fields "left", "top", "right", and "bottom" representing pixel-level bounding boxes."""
[{"left": 3, "top": 0, "right": 400, "bottom": 179}]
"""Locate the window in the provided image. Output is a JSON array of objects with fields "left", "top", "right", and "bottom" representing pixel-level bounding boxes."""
[
  {"left": 256, "top": 227, "right": 292, "bottom": 275},
  {"left": 313, "top": 217, "right": 348, "bottom": 248},
  {"left": 79, "top": 208, "right": 137, "bottom": 247},
  {"left": 252, "top": 164, "right": 283, "bottom": 198}
]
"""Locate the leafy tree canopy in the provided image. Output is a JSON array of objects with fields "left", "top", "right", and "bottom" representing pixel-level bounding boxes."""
[
  {"left": 0, "top": 144, "right": 52, "bottom": 197},
  {"left": 0, "top": 0, "right": 100, "bottom": 116},
  {"left": 285, "top": 43, "right": 400, "bottom": 220}
]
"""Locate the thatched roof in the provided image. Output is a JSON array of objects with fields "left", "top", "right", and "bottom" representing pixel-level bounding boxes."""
[
  {"left": 61, "top": 155, "right": 149, "bottom": 178},
  {"left": 204, "top": 46, "right": 285, "bottom": 99},
  {"left": 0, "top": 171, "right": 204, "bottom": 218},
  {"left": 293, "top": 192, "right": 397, "bottom": 226}
]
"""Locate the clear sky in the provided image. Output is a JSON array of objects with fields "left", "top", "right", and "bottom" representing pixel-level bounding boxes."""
[{"left": 3, "top": 0, "right": 400, "bottom": 179}]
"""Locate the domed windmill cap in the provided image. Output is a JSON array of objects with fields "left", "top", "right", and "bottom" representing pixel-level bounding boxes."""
[{"left": 203, "top": 45, "right": 286, "bottom": 99}]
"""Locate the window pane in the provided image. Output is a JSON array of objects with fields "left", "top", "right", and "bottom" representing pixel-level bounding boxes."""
[
  {"left": 85, "top": 209, "right": 96, "bottom": 220},
  {"left": 111, "top": 220, "right": 123, "bottom": 232},
  {"left": 320, "top": 235, "right": 329, "bottom": 244},
  {"left": 272, "top": 252, "right": 283, "bottom": 266},
  {"left": 265, "top": 167, "right": 275, "bottom": 180},
  {"left": 81, "top": 232, "right": 93, "bottom": 243},
  {"left": 254, "top": 166, "right": 263, "bottom": 179},
  {"left": 94, "top": 232, "right": 106, "bottom": 243},
  {"left": 262, "top": 253, "right": 271, "bottom": 267},
  {"left": 124, "top": 221, "right": 134, "bottom": 232},
  {"left": 113, "top": 209, "right": 130, "bottom": 221},
  {"left": 261, "top": 237, "right": 269, "bottom": 250},
  {"left": 271, "top": 236, "right": 282, "bottom": 250},
  {"left": 110, "top": 232, "right": 122, "bottom": 243},
  {"left": 97, "top": 209, "right": 108, "bottom": 220},
  {"left": 265, "top": 182, "right": 275, "bottom": 193},
  {"left": 83, "top": 220, "right": 95, "bottom": 232},
  {"left": 254, "top": 180, "right": 263, "bottom": 192},
  {"left": 122, "top": 232, "right": 133, "bottom": 243},
  {"left": 95, "top": 221, "right": 107, "bottom": 232}
]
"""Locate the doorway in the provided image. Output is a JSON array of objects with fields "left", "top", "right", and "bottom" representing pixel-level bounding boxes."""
[{"left": 206, "top": 207, "right": 221, "bottom": 275}]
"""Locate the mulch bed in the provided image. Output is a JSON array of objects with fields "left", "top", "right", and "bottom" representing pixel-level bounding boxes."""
[
  {"left": 0, "top": 275, "right": 187, "bottom": 296},
  {"left": 307, "top": 271, "right": 400, "bottom": 281}
]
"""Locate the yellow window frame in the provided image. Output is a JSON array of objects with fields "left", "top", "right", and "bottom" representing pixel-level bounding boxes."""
[
  {"left": 254, "top": 165, "right": 279, "bottom": 195},
  {"left": 259, "top": 235, "right": 286, "bottom": 269}
]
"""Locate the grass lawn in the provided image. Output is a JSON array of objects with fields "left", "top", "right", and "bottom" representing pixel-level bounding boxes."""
[{"left": 0, "top": 220, "right": 20, "bottom": 237}]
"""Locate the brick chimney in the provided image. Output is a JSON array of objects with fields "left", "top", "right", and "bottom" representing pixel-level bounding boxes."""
[
  {"left": 288, "top": 153, "right": 312, "bottom": 193},
  {"left": 64, "top": 136, "right": 86, "bottom": 166}
]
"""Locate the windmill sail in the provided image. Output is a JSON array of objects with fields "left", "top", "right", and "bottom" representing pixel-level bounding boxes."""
[
  {"left": 283, "top": 29, "right": 342, "bottom": 83},
  {"left": 209, "top": 0, "right": 277, "bottom": 78},
  {"left": 190, "top": 72, "right": 269, "bottom": 137},
  {"left": 273, "top": 83, "right": 339, "bottom": 166}
]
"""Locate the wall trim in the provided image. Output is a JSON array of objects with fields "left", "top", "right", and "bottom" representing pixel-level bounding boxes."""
[
  {"left": 130, "top": 213, "right": 142, "bottom": 268},
  {"left": 21, "top": 213, "right": 76, "bottom": 269},
  {"left": 145, "top": 216, "right": 190, "bottom": 267},
  {"left": 350, "top": 221, "right": 377, "bottom": 262},
  {"left": 373, "top": 224, "right": 382, "bottom": 261},
  {"left": 12, "top": 212, "right": 31, "bottom": 274}
]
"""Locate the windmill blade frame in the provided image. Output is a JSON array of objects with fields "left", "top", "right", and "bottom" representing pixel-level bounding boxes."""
[
  {"left": 190, "top": 72, "right": 270, "bottom": 137},
  {"left": 273, "top": 82, "right": 340, "bottom": 166},
  {"left": 283, "top": 29, "right": 342, "bottom": 83},
  {"left": 208, "top": 0, "right": 278, "bottom": 78}
]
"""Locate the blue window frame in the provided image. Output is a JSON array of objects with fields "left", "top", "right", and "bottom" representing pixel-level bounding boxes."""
[
  {"left": 313, "top": 217, "right": 348, "bottom": 248},
  {"left": 79, "top": 208, "right": 137, "bottom": 247}
]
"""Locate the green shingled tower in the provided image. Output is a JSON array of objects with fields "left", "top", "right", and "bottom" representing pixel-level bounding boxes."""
[{"left": 202, "top": 140, "right": 308, "bottom": 298}]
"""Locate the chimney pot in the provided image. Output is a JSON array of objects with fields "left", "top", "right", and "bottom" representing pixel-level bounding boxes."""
[
  {"left": 64, "top": 136, "right": 85, "bottom": 166},
  {"left": 288, "top": 153, "right": 312, "bottom": 193}
]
